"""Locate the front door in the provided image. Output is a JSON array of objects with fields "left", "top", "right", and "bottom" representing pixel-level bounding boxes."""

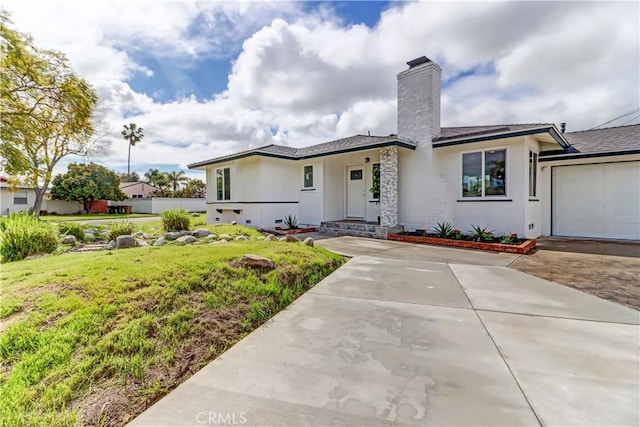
[{"left": 346, "top": 165, "right": 365, "bottom": 218}]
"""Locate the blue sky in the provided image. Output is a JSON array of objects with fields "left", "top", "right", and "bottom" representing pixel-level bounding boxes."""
[{"left": 4, "top": 1, "right": 639, "bottom": 180}]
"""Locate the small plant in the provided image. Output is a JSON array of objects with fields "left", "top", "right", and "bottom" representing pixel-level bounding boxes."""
[
  {"left": 433, "top": 221, "right": 454, "bottom": 238},
  {"left": 470, "top": 225, "right": 495, "bottom": 242},
  {"left": 283, "top": 214, "right": 298, "bottom": 230},
  {"left": 453, "top": 229, "right": 464, "bottom": 240},
  {"left": 0, "top": 213, "right": 59, "bottom": 262},
  {"left": 500, "top": 233, "right": 519, "bottom": 245},
  {"left": 107, "top": 221, "right": 135, "bottom": 241},
  {"left": 161, "top": 208, "right": 190, "bottom": 232},
  {"left": 59, "top": 222, "right": 85, "bottom": 242}
]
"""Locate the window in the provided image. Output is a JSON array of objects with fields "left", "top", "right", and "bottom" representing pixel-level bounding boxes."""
[
  {"left": 216, "top": 167, "right": 231, "bottom": 201},
  {"left": 529, "top": 151, "right": 538, "bottom": 197},
  {"left": 462, "top": 149, "right": 506, "bottom": 197},
  {"left": 371, "top": 163, "right": 380, "bottom": 199},
  {"left": 350, "top": 170, "right": 363, "bottom": 180},
  {"left": 13, "top": 190, "right": 28, "bottom": 205},
  {"left": 303, "top": 165, "right": 313, "bottom": 188}
]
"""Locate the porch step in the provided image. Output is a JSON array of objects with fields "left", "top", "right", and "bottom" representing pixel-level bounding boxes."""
[{"left": 318, "top": 221, "right": 378, "bottom": 239}]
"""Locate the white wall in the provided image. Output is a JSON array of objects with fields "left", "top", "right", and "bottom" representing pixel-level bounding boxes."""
[
  {"left": 119, "top": 198, "right": 205, "bottom": 214},
  {"left": 0, "top": 187, "right": 36, "bottom": 214},
  {"left": 42, "top": 199, "right": 84, "bottom": 215}
]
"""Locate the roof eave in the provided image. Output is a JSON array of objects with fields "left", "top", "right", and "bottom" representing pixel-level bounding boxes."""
[
  {"left": 433, "top": 125, "right": 570, "bottom": 149},
  {"left": 539, "top": 149, "right": 640, "bottom": 162}
]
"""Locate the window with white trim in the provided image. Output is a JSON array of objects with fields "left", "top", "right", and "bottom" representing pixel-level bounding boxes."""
[
  {"left": 462, "top": 149, "right": 506, "bottom": 197},
  {"left": 529, "top": 151, "right": 538, "bottom": 197},
  {"left": 303, "top": 165, "right": 313, "bottom": 188},
  {"left": 216, "top": 167, "right": 231, "bottom": 201},
  {"left": 13, "top": 190, "right": 28, "bottom": 205}
]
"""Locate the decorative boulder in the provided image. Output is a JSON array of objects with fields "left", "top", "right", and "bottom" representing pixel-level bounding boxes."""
[
  {"left": 280, "top": 235, "right": 300, "bottom": 243},
  {"left": 204, "top": 234, "right": 217, "bottom": 241},
  {"left": 303, "top": 237, "right": 314, "bottom": 247},
  {"left": 219, "top": 239, "right": 229, "bottom": 244},
  {"left": 134, "top": 231, "right": 145, "bottom": 238},
  {"left": 153, "top": 237, "right": 167, "bottom": 246},
  {"left": 84, "top": 232, "right": 96, "bottom": 242},
  {"left": 61, "top": 235, "right": 77, "bottom": 245},
  {"left": 164, "top": 231, "right": 188, "bottom": 241},
  {"left": 85, "top": 228, "right": 98, "bottom": 235},
  {"left": 219, "top": 234, "right": 232, "bottom": 241},
  {"left": 116, "top": 235, "right": 137, "bottom": 249},
  {"left": 264, "top": 234, "right": 278, "bottom": 241},
  {"left": 193, "top": 229, "right": 211, "bottom": 238},
  {"left": 191, "top": 212, "right": 200, "bottom": 217},
  {"left": 231, "top": 220, "right": 237, "bottom": 225},
  {"left": 177, "top": 235, "right": 197, "bottom": 244},
  {"left": 135, "top": 238, "right": 149, "bottom": 247},
  {"left": 107, "top": 240, "right": 117, "bottom": 250},
  {"left": 241, "top": 254, "right": 275, "bottom": 270},
  {"left": 235, "top": 235, "right": 249, "bottom": 241}
]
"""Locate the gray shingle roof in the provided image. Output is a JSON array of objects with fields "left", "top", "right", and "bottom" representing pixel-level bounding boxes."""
[
  {"left": 437, "top": 124, "right": 553, "bottom": 141},
  {"left": 188, "top": 135, "right": 414, "bottom": 168},
  {"left": 562, "top": 124, "right": 640, "bottom": 155}
]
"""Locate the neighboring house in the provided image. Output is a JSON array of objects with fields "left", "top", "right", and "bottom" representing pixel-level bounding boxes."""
[
  {"left": 189, "top": 56, "right": 640, "bottom": 240},
  {"left": 0, "top": 177, "right": 35, "bottom": 215},
  {"left": 119, "top": 182, "right": 162, "bottom": 199}
]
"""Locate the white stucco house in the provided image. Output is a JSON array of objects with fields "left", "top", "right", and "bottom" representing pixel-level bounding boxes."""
[
  {"left": 189, "top": 56, "right": 640, "bottom": 241},
  {"left": 1, "top": 177, "right": 35, "bottom": 215}
]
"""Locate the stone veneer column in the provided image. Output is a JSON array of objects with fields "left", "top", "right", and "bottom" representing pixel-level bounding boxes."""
[{"left": 380, "top": 146, "right": 398, "bottom": 226}]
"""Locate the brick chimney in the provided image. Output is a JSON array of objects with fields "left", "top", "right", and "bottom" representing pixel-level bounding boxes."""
[{"left": 397, "top": 56, "right": 442, "bottom": 143}]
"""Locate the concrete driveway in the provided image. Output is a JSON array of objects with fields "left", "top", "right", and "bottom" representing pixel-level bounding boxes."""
[{"left": 131, "top": 237, "right": 639, "bottom": 426}]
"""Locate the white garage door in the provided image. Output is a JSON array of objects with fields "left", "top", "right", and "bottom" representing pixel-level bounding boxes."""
[{"left": 553, "top": 162, "right": 640, "bottom": 240}]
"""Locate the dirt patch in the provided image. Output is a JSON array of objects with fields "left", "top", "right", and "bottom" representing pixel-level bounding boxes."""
[
  {"left": 511, "top": 248, "right": 640, "bottom": 310},
  {"left": 72, "top": 301, "right": 251, "bottom": 427}
]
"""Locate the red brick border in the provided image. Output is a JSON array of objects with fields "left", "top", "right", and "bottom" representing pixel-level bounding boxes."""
[
  {"left": 260, "top": 227, "right": 317, "bottom": 236},
  {"left": 388, "top": 234, "right": 536, "bottom": 254}
]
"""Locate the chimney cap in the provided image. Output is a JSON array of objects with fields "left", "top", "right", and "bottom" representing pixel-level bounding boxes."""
[{"left": 407, "top": 56, "right": 431, "bottom": 68}]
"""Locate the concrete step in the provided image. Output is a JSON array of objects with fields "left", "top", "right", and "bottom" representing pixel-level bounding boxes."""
[
  {"left": 320, "top": 221, "right": 378, "bottom": 233},
  {"left": 318, "top": 226, "right": 376, "bottom": 239}
]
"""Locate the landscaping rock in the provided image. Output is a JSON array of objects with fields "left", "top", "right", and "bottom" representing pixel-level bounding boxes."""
[
  {"left": 116, "top": 235, "right": 137, "bottom": 249},
  {"left": 153, "top": 237, "right": 167, "bottom": 246},
  {"left": 280, "top": 235, "right": 300, "bottom": 243},
  {"left": 219, "top": 239, "right": 229, "bottom": 244},
  {"left": 84, "top": 232, "right": 96, "bottom": 242},
  {"left": 61, "top": 235, "right": 77, "bottom": 245},
  {"left": 204, "top": 234, "right": 217, "bottom": 241},
  {"left": 241, "top": 254, "right": 275, "bottom": 270},
  {"left": 191, "top": 212, "right": 200, "bottom": 217},
  {"left": 303, "top": 237, "right": 314, "bottom": 247},
  {"left": 235, "top": 235, "right": 249, "bottom": 241},
  {"left": 85, "top": 228, "right": 98, "bottom": 235},
  {"left": 134, "top": 231, "right": 145, "bottom": 238},
  {"left": 219, "top": 234, "right": 232, "bottom": 241},
  {"left": 135, "top": 238, "right": 149, "bottom": 247},
  {"left": 231, "top": 220, "right": 237, "bottom": 225},
  {"left": 264, "top": 234, "right": 278, "bottom": 241},
  {"left": 164, "top": 231, "right": 188, "bottom": 241},
  {"left": 193, "top": 229, "right": 211, "bottom": 238},
  {"left": 107, "top": 240, "right": 117, "bottom": 250},
  {"left": 176, "top": 235, "right": 197, "bottom": 244}
]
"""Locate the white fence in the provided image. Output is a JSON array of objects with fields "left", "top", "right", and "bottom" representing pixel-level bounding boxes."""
[{"left": 112, "top": 198, "right": 205, "bottom": 214}]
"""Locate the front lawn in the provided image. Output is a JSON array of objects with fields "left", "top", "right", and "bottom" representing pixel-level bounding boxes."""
[{"left": 0, "top": 242, "right": 343, "bottom": 426}]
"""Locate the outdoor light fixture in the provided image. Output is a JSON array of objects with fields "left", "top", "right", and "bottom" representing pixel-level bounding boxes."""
[{"left": 364, "top": 157, "right": 370, "bottom": 163}]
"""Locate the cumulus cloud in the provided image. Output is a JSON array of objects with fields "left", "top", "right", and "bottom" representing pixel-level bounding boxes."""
[{"left": 3, "top": 0, "right": 638, "bottom": 177}]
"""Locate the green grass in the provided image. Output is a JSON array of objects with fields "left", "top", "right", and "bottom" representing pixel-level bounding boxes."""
[
  {"left": 137, "top": 218, "right": 264, "bottom": 239},
  {"left": 39, "top": 214, "right": 155, "bottom": 222},
  {"left": 0, "top": 242, "right": 344, "bottom": 426}
]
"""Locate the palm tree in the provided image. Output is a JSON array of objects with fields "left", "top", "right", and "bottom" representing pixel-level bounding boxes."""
[
  {"left": 165, "top": 170, "right": 189, "bottom": 193},
  {"left": 144, "top": 168, "right": 168, "bottom": 189},
  {"left": 121, "top": 123, "right": 144, "bottom": 175}
]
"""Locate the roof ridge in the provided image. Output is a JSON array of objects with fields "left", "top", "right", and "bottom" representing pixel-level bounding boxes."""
[{"left": 567, "top": 123, "right": 640, "bottom": 133}]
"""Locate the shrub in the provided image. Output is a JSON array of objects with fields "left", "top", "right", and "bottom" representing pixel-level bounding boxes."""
[
  {"left": 470, "top": 225, "right": 495, "bottom": 242},
  {"left": 161, "top": 209, "right": 190, "bottom": 232},
  {"left": 59, "top": 222, "right": 85, "bottom": 242},
  {"left": 433, "top": 221, "right": 454, "bottom": 238},
  {"left": 0, "top": 213, "right": 59, "bottom": 262},
  {"left": 107, "top": 221, "right": 135, "bottom": 241},
  {"left": 283, "top": 214, "right": 298, "bottom": 230}
]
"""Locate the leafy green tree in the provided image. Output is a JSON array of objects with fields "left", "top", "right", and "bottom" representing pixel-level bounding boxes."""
[
  {"left": 51, "top": 163, "right": 126, "bottom": 212},
  {"left": 121, "top": 123, "right": 143, "bottom": 175},
  {"left": 118, "top": 171, "right": 140, "bottom": 182},
  {"left": 1, "top": 12, "right": 100, "bottom": 214},
  {"left": 183, "top": 178, "right": 206, "bottom": 198},
  {"left": 144, "top": 168, "right": 168, "bottom": 189},
  {"left": 165, "top": 170, "right": 189, "bottom": 193}
]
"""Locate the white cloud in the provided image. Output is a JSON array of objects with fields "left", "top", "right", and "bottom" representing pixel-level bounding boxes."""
[{"left": 3, "top": 0, "right": 638, "bottom": 179}]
